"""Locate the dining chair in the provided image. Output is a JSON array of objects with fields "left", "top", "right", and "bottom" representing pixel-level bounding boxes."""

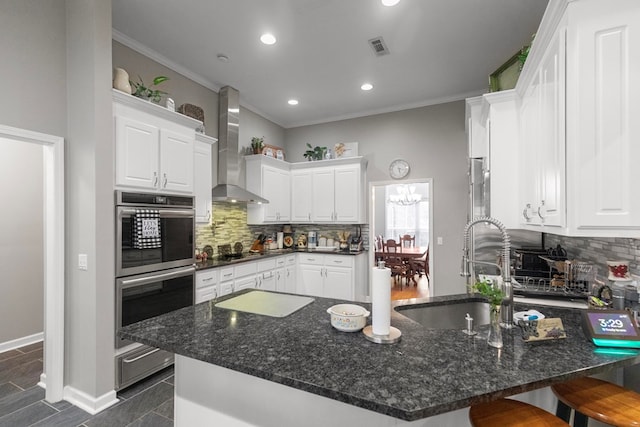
[
  {"left": 399, "top": 234, "right": 415, "bottom": 248},
  {"left": 410, "top": 247, "right": 429, "bottom": 282},
  {"left": 383, "top": 239, "right": 412, "bottom": 286}
]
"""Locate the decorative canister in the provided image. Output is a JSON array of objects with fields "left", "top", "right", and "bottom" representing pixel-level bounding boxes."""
[{"left": 112, "top": 67, "right": 132, "bottom": 94}]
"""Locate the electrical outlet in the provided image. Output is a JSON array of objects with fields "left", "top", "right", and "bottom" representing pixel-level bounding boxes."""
[
  {"left": 437, "top": 237, "right": 443, "bottom": 245},
  {"left": 78, "top": 254, "right": 88, "bottom": 271}
]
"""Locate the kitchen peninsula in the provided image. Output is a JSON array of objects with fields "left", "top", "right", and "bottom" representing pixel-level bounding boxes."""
[{"left": 119, "top": 291, "right": 640, "bottom": 426}]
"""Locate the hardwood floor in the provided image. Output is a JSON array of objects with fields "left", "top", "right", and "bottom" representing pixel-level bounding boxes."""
[
  {"left": 0, "top": 342, "right": 174, "bottom": 427},
  {"left": 391, "top": 273, "right": 430, "bottom": 301}
]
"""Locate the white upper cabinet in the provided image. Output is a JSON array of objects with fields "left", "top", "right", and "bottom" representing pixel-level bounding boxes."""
[
  {"left": 511, "top": 0, "right": 640, "bottom": 237},
  {"left": 565, "top": 0, "right": 640, "bottom": 235},
  {"left": 194, "top": 134, "right": 217, "bottom": 224},
  {"left": 518, "top": 23, "right": 566, "bottom": 229},
  {"left": 245, "top": 156, "right": 291, "bottom": 224},
  {"left": 113, "top": 90, "right": 201, "bottom": 194},
  {"left": 291, "top": 169, "right": 313, "bottom": 222},
  {"left": 307, "top": 159, "right": 366, "bottom": 224},
  {"left": 247, "top": 155, "right": 367, "bottom": 224}
]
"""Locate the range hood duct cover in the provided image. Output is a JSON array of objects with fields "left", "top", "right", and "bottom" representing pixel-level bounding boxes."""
[{"left": 212, "top": 86, "right": 268, "bottom": 204}]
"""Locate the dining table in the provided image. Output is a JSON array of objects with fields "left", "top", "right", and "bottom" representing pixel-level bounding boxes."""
[{"left": 375, "top": 245, "right": 427, "bottom": 260}]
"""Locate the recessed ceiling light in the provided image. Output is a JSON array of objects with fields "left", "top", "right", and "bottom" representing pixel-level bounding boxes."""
[
  {"left": 260, "top": 33, "right": 277, "bottom": 45},
  {"left": 288, "top": 99, "right": 299, "bottom": 106},
  {"left": 216, "top": 54, "right": 229, "bottom": 62},
  {"left": 361, "top": 83, "right": 374, "bottom": 91},
  {"left": 382, "top": 0, "right": 400, "bottom": 6}
]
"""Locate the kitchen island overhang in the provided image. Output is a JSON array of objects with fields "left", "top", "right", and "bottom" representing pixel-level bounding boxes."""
[{"left": 119, "top": 290, "right": 640, "bottom": 424}]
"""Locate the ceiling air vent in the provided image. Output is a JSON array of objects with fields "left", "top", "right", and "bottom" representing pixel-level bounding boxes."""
[{"left": 368, "top": 36, "right": 390, "bottom": 56}]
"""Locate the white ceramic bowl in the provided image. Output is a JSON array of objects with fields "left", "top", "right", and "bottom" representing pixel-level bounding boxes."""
[{"left": 327, "top": 304, "right": 370, "bottom": 332}]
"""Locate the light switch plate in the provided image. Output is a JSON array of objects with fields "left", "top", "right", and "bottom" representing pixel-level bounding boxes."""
[{"left": 78, "top": 254, "right": 88, "bottom": 271}]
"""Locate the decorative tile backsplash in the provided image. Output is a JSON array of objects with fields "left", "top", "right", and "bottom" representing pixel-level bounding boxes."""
[
  {"left": 195, "top": 203, "right": 369, "bottom": 255},
  {"left": 544, "top": 234, "right": 640, "bottom": 280}
]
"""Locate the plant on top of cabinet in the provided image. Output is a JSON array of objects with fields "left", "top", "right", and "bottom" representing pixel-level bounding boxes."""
[
  {"left": 130, "top": 75, "right": 169, "bottom": 103},
  {"left": 303, "top": 143, "right": 327, "bottom": 161},
  {"left": 251, "top": 136, "right": 264, "bottom": 154}
]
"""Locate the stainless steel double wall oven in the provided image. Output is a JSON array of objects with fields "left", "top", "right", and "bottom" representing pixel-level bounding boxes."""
[{"left": 114, "top": 191, "right": 195, "bottom": 390}]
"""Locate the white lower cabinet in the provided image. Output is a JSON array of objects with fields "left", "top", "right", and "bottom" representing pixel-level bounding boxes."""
[
  {"left": 195, "top": 269, "right": 219, "bottom": 304},
  {"left": 296, "top": 254, "right": 356, "bottom": 300},
  {"left": 218, "top": 267, "right": 235, "bottom": 297},
  {"left": 197, "top": 252, "right": 364, "bottom": 301}
]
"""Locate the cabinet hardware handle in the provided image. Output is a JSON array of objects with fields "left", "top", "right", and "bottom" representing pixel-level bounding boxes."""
[
  {"left": 153, "top": 172, "right": 159, "bottom": 188},
  {"left": 223, "top": 273, "right": 233, "bottom": 278},
  {"left": 206, "top": 210, "right": 211, "bottom": 221},
  {"left": 537, "top": 200, "right": 546, "bottom": 221},
  {"left": 162, "top": 173, "right": 168, "bottom": 188},
  {"left": 308, "top": 213, "right": 311, "bottom": 221},
  {"left": 522, "top": 203, "right": 532, "bottom": 221},
  {"left": 202, "top": 277, "right": 213, "bottom": 282},
  {"left": 123, "top": 348, "right": 161, "bottom": 363}
]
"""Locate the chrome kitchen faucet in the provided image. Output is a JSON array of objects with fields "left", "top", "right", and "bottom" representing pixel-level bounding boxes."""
[{"left": 461, "top": 216, "right": 513, "bottom": 328}]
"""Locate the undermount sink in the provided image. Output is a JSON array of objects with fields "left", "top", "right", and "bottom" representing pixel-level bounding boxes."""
[{"left": 395, "top": 299, "right": 490, "bottom": 329}]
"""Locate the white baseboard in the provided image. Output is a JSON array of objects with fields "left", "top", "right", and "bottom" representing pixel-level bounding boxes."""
[
  {"left": 38, "top": 373, "right": 47, "bottom": 390},
  {"left": 0, "top": 332, "right": 44, "bottom": 353},
  {"left": 63, "top": 386, "right": 119, "bottom": 415}
]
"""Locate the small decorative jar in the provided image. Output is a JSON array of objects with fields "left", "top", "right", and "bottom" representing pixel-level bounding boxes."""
[{"left": 112, "top": 67, "right": 132, "bottom": 94}]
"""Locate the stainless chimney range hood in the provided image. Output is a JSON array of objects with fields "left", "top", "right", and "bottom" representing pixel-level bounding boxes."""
[{"left": 211, "top": 86, "right": 268, "bottom": 204}]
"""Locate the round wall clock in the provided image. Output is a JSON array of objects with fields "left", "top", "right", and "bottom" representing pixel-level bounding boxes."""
[{"left": 389, "top": 159, "right": 410, "bottom": 179}]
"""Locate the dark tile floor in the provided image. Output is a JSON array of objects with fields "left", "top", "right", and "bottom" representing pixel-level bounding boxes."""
[{"left": 0, "top": 342, "right": 175, "bottom": 427}]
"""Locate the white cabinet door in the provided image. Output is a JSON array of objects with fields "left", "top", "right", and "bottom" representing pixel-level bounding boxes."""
[
  {"left": 518, "top": 28, "right": 566, "bottom": 229},
  {"left": 194, "top": 140, "right": 212, "bottom": 223},
  {"left": 536, "top": 27, "right": 566, "bottom": 228},
  {"left": 567, "top": 1, "right": 640, "bottom": 233},
  {"left": 291, "top": 170, "right": 312, "bottom": 222},
  {"left": 311, "top": 168, "right": 335, "bottom": 222},
  {"left": 261, "top": 166, "right": 290, "bottom": 222},
  {"left": 274, "top": 268, "right": 286, "bottom": 292},
  {"left": 259, "top": 271, "right": 276, "bottom": 291},
  {"left": 235, "top": 275, "right": 257, "bottom": 292},
  {"left": 296, "top": 264, "right": 323, "bottom": 297},
  {"left": 333, "top": 166, "right": 360, "bottom": 222},
  {"left": 195, "top": 285, "right": 218, "bottom": 304},
  {"left": 324, "top": 267, "right": 352, "bottom": 300},
  {"left": 219, "top": 281, "right": 234, "bottom": 296},
  {"left": 284, "top": 265, "right": 296, "bottom": 293},
  {"left": 115, "top": 116, "right": 160, "bottom": 190},
  {"left": 160, "top": 129, "right": 194, "bottom": 193}
]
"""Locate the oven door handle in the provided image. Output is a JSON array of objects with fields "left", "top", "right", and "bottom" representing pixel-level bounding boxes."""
[
  {"left": 122, "top": 348, "right": 161, "bottom": 363},
  {"left": 119, "top": 208, "right": 195, "bottom": 218},
  {"left": 119, "top": 265, "right": 196, "bottom": 288}
]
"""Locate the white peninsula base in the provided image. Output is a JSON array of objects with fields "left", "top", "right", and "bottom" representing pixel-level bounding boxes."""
[{"left": 173, "top": 355, "right": 562, "bottom": 427}]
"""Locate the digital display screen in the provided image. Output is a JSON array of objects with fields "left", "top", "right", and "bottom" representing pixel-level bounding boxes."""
[{"left": 586, "top": 312, "right": 638, "bottom": 337}]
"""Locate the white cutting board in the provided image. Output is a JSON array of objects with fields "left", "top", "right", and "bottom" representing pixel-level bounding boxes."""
[{"left": 214, "top": 290, "right": 314, "bottom": 317}]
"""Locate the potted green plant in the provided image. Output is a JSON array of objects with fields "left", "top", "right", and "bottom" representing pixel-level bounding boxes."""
[
  {"left": 251, "top": 137, "right": 264, "bottom": 154},
  {"left": 130, "top": 75, "right": 169, "bottom": 103},
  {"left": 472, "top": 279, "right": 505, "bottom": 348},
  {"left": 303, "top": 143, "right": 327, "bottom": 161}
]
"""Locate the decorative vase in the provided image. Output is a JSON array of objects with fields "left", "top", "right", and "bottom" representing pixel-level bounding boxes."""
[
  {"left": 487, "top": 305, "right": 503, "bottom": 348},
  {"left": 113, "top": 67, "right": 132, "bottom": 94}
]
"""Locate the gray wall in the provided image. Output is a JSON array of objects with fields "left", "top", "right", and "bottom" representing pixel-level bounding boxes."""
[
  {"left": 0, "top": 0, "right": 66, "bottom": 345},
  {"left": 0, "top": 141, "right": 44, "bottom": 344},
  {"left": 284, "top": 102, "right": 469, "bottom": 295}
]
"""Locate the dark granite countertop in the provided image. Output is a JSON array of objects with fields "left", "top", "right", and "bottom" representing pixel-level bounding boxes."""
[
  {"left": 196, "top": 248, "right": 365, "bottom": 270},
  {"left": 119, "top": 291, "right": 640, "bottom": 421}
]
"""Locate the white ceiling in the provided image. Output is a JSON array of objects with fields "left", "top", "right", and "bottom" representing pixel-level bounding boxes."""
[{"left": 112, "top": 0, "right": 548, "bottom": 128}]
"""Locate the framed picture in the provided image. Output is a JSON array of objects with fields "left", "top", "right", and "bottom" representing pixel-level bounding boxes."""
[{"left": 488, "top": 48, "right": 527, "bottom": 92}]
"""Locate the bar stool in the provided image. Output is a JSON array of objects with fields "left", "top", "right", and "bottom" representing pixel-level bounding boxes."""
[
  {"left": 551, "top": 377, "right": 640, "bottom": 427},
  {"left": 469, "top": 398, "right": 571, "bottom": 426}
]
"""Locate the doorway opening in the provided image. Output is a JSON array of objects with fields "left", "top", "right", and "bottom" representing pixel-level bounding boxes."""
[
  {"left": 0, "top": 124, "right": 65, "bottom": 402},
  {"left": 369, "top": 179, "right": 433, "bottom": 300}
]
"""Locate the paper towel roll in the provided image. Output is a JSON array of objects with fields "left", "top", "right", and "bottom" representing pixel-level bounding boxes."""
[
  {"left": 371, "top": 266, "right": 391, "bottom": 336},
  {"left": 277, "top": 232, "right": 284, "bottom": 249}
]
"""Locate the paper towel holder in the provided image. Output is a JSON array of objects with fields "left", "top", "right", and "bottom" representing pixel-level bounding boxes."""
[{"left": 363, "top": 325, "right": 402, "bottom": 344}]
